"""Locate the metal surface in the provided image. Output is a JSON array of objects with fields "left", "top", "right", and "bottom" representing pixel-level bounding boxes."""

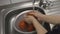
[
  {"left": 1, "top": 1, "right": 51, "bottom": 34},
  {"left": 44, "top": 0, "right": 60, "bottom": 15},
  {"left": 1, "top": 0, "right": 60, "bottom": 34},
  {"left": 32, "top": 0, "right": 35, "bottom": 11},
  {"left": 0, "top": 1, "right": 45, "bottom": 34},
  {"left": 2, "top": 6, "right": 50, "bottom": 34},
  {"left": 13, "top": 10, "right": 36, "bottom": 34},
  {"left": 43, "top": 0, "right": 60, "bottom": 30},
  {"left": 13, "top": 8, "right": 46, "bottom": 34}
]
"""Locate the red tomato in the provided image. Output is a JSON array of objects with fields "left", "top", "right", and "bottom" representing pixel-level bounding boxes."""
[
  {"left": 18, "top": 20, "right": 26, "bottom": 31},
  {"left": 28, "top": 25, "right": 34, "bottom": 32}
]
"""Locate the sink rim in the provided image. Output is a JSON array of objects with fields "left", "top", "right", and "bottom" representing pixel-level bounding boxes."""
[{"left": 1, "top": 1, "right": 44, "bottom": 34}]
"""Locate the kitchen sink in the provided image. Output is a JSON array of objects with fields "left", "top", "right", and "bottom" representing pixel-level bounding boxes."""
[
  {"left": 1, "top": 1, "right": 50, "bottom": 34},
  {"left": 1, "top": 0, "right": 60, "bottom": 34},
  {"left": 2, "top": 7, "right": 50, "bottom": 34}
]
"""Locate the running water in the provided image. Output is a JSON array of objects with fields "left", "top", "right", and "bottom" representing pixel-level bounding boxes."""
[{"left": 32, "top": 0, "right": 35, "bottom": 11}]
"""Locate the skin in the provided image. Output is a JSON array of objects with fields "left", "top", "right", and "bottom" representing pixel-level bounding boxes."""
[
  {"left": 24, "top": 16, "right": 47, "bottom": 34},
  {"left": 24, "top": 10, "right": 60, "bottom": 34},
  {"left": 28, "top": 10, "right": 60, "bottom": 25}
]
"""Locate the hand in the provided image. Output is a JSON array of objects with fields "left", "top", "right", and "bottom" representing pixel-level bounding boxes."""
[
  {"left": 24, "top": 15, "right": 37, "bottom": 24},
  {"left": 24, "top": 15, "right": 47, "bottom": 34},
  {"left": 28, "top": 10, "right": 45, "bottom": 21}
]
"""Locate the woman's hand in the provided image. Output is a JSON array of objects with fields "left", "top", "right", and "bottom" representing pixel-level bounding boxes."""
[
  {"left": 28, "top": 10, "right": 60, "bottom": 24},
  {"left": 28, "top": 10, "right": 45, "bottom": 21},
  {"left": 24, "top": 15, "right": 37, "bottom": 24},
  {"left": 24, "top": 15, "right": 47, "bottom": 34}
]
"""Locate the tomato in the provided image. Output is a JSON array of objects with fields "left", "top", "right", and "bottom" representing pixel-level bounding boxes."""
[
  {"left": 28, "top": 25, "right": 34, "bottom": 32},
  {"left": 18, "top": 20, "right": 35, "bottom": 32},
  {"left": 18, "top": 20, "right": 26, "bottom": 31}
]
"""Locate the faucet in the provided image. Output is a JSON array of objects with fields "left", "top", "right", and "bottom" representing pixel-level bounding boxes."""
[{"left": 39, "top": 0, "right": 53, "bottom": 9}]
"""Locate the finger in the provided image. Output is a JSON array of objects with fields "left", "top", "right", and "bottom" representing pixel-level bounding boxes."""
[
  {"left": 28, "top": 11, "right": 39, "bottom": 15},
  {"left": 28, "top": 11, "right": 36, "bottom": 15},
  {"left": 24, "top": 17, "right": 31, "bottom": 24}
]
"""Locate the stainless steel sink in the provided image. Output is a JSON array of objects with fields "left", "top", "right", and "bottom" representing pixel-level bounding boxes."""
[
  {"left": 1, "top": 1, "right": 51, "bottom": 34},
  {"left": 1, "top": 0, "right": 60, "bottom": 34}
]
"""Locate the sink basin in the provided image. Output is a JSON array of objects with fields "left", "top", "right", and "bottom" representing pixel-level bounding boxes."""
[
  {"left": 1, "top": 1, "right": 50, "bottom": 34},
  {"left": 2, "top": 7, "right": 50, "bottom": 34}
]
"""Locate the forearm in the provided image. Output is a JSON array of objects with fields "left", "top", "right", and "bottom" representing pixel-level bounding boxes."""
[
  {"left": 32, "top": 19, "right": 47, "bottom": 34},
  {"left": 41, "top": 15, "right": 60, "bottom": 25}
]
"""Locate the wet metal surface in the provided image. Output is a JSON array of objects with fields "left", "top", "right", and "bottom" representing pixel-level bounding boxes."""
[{"left": 1, "top": 0, "right": 60, "bottom": 34}]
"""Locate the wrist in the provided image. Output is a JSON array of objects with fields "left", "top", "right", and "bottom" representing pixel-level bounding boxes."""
[{"left": 38, "top": 14, "right": 45, "bottom": 21}]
